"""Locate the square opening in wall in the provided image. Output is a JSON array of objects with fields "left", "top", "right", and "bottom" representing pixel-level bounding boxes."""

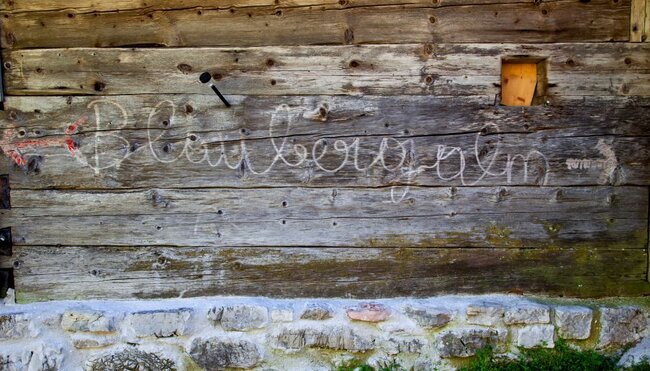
[{"left": 500, "top": 57, "right": 547, "bottom": 106}]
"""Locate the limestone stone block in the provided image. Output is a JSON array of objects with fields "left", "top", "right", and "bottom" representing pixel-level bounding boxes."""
[
  {"left": 599, "top": 307, "right": 647, "bottom": 348},
  {"left": 437, "top": 327, "right": 507, "bottom": 357},
  {"left": 554, "top": 306, "right": 592, "bottom": 340},
  {"left": 504, "top": 304, "right": 550, "bottom": 325},
  {"left": 86, "top": 348, "right": 175, "bottom": 371},
  {"left": 466, "top": 302, "right": 505, "bottom": 326},
  {"left": 0, "top": 313, "right": 32, "bottom": 339},
  {"left": 61, "top": 310, "right": 113, "bottom": 333},
  {"left": 212, "top": 304, "right": 268, "bottom": 331},
  {"left": 125, "top": 308, "right": 192, "bottom": 337},
  {"left": 188, "top": 337, "right": 261, "bottom": 370},
  {"left": 271, "top": 325, "right": 375, "bottom": 351},
  {"left": 515, "top": 324, "right": 555, "bottom": 348},
  {"left": 300, "top": 303, "right": 334, "bottom": 320},
  {"left": 618, "top": 336, "right": 650, "bottom": 368},
  {"left": 384, "top": 335, "right": 427, "bottom": 355},
  {"left": 0, "top": 343, "right": 63, "bottom": 371},
  {"left": 404, "top": 306, "right": 453, "bottom": 328}
]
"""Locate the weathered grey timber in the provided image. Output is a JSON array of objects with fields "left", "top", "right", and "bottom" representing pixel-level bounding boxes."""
[
  {"left": 0, "top": 95, "right": 648, "bottom": 189},
  {"left": 0, "top": 0, "right": 630, "bottom": 49},
  {"left": 1, "top": 186, "right": 646, "bottom": 248},
  {"left": 0, "top": 0, "right": 648, "bottom": 302},
  {"left": 3, "top": 44, "right": 649, "bottom": 96},
  {"left": 10, "top": 246, "right": 650, "bottom": 301}
]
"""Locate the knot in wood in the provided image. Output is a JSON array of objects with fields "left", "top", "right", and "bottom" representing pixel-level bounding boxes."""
[
  {"left": 93, "top": 81, "right": 106, "bottom": 92},
  {"left": 177, "top": 63, "right": 193, "bottom": 74}
]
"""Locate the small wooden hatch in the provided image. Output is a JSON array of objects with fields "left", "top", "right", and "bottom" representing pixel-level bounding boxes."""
[{"left": 501, "top": 58, "right": 547, "bottom": 106}]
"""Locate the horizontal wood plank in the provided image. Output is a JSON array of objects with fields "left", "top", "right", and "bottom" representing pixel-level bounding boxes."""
[
  {"left": 7, "top": 186, "right": 644, "bottom": 219},
  {"left": 1, "top": 95, "right": 649, "bottom": 189},
  {"left": 1, "top": 186, "right": 646, "bottom": 248},
  {"left": 0, "top": 0, "right": 630, "bottom": 49},
  {"left": 8, "top": 246, "right": 650, "bottom": 302},
  {"left": 0, "top": 0, "right": 337, "bottom": 12},
  {"left": 0, "top": 0, "right": 579, "bottom": 13},
  {"left": 1, "top": 126, "right": 649, "bottom": 189},
  {"left": 3, "top": 95, "right": 649, "bottom": 137},
  {"left": 4, "top": 44, "right": 649, "bottom": 96}
]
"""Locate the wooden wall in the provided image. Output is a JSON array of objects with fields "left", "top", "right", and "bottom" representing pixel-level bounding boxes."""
[{"left": 0, "top": 0, "right": 649, "bottom": 302}]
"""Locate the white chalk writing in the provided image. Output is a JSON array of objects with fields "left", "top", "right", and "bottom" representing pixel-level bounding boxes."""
[
  {"left": 565, "top": 139, "right": 619, "bottom": 185},
  {"left": 6, "top": 99, "right": 552, "bottom": 202}
]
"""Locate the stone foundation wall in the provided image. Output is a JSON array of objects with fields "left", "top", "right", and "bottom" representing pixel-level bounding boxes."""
[{"left": 1, "top": 294, "right": 649, "bottom": 370}]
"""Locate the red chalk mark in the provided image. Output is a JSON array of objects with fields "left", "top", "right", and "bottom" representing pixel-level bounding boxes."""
[
  {"left": 1, "top": 115, "right": 87, "bottom": 166},
  {"left": 65, "top": 138, "right": 77, "bottom": 154},
  {"left": 65, "top": 116, "right": 88, "bottom": 135},
  {"left": 12, "top": 137, "right": 71, "bottom": 150},
  {"left": 8, "top": 150, "right": 25, "bottom": 166}
]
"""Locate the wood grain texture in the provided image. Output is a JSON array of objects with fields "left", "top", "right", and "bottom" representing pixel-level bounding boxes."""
[
  {"left": 1, "top": 95, "right": 648, "bottom": 189},
  {"left": 6, "top": 186, "right": 642, "bottom": 218},
  {"left": 9, "top": 245, "right": 650, "bottom": 302},
  {"left": 631, "top": 0, "right": 647, "bottom": 41},
  {"left": 3, "top": 95, "right": 649, "bottom": 137},
  {"left": 0, "top": 0, "right": 578, "bottom": 13},
  {"left": 4, "top": 43, "right": 649, "bottom": 96},
  {"left": 501, "top": 62, "right": 537, "bottom": 106},
  {"left": 646, "top": 0, "right": 650, "bottom": 42},
  {"left": 0, "top": 0, "right": 333, "bottom": 12},
  {"left": 1, "top": 0, "right": 648, "bottom": 301},
  {"left": 1, "top": 186, "right": 646, "bottom": 248},
  {"left": 0, "top": 0, "right": 630, "bottom": 49}
]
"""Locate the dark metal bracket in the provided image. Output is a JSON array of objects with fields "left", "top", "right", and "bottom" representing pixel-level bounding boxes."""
[
  {"left": 0, "top": 175, "right": 10, "bottom": 209},
  {"left": 0, "top": 228, "right": 11, "bottom": 256}
]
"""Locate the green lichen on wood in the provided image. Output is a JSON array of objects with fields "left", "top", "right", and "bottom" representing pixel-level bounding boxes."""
[
  {"left": 364, "top": 233, "right": 471, "bottom": 248},
  {"left": 363, "top": 228, "right": 525, "bottom": 248},
  {"left": 485, "top": 224, "right": 523, "bottom": 247},
  {"left": 485, "top": 224, "right": 512, "bottom": 239},
  {"left": 542, "top": 221, "right": 563, "bottom": 238},
  {"left": 573, "top": 228, "right": 648, "bottom": 250}
]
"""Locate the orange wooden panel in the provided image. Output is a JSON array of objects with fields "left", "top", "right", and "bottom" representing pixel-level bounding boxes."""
[{"left": 501, "top": 62, "right": 537, "bottom": 106}]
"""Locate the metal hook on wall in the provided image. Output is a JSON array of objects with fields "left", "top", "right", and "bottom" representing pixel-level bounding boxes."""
[{"left": 200, "top": 72, "right": 231, "bottom": 108}]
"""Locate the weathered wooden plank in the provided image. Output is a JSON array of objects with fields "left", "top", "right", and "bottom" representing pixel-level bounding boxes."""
[
  {"left": 3, "top": 95, "right": 649, "bottom": 137},
  {"left": 0, "top": 0, "right": 568, "bottom": 13},
  {"left": 631, "top": 0, "right": 647, "bottom": 42},
  {"left": 0, "top": 0, "right": 629, "bottom": 49},
  {"left": 2, "top": 127, "right": 649, "bottom": 188},
  {"left": 9, "top": 246, "right": 650, "bottom": 302},
  {"left": 5, "top": 44, "right": 649, "bottom": 96},
  {"left": 1, "top": 186, "right": 645, "bottom": 248},
  {"left": 1, "top": 95, "right": 649, "bottom": 189},
  {"left": 7, "top": 186, "right": 644, "bottom": 219},
  {"left": 0, "top": 0, "right": 324, "bottom": 12},
  {"left": 5, "top": 209, "right": 646, "bottom": 248}
]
